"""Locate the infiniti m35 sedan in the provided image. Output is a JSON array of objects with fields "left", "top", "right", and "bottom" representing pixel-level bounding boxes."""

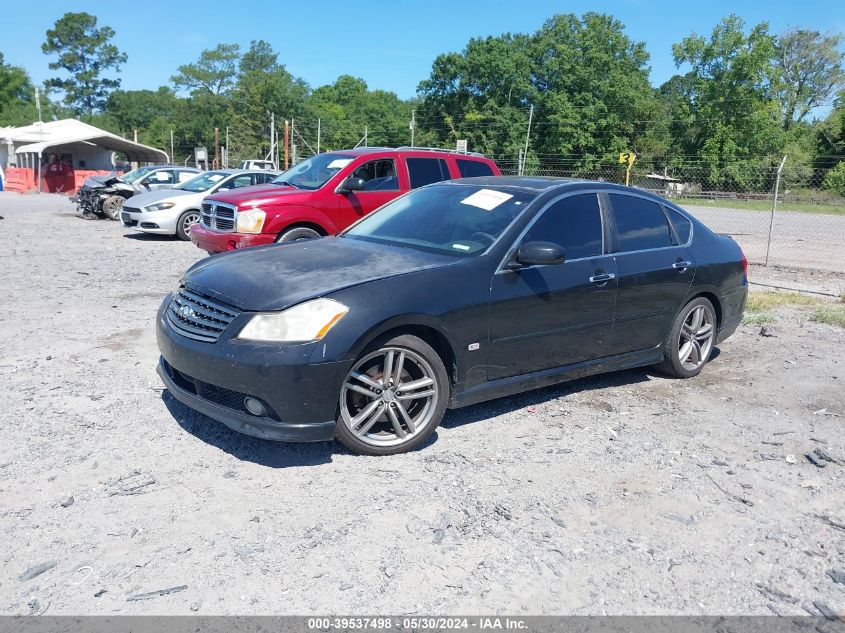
[{"left": 156, "top": 177, "right": 747, "bottom": 455}]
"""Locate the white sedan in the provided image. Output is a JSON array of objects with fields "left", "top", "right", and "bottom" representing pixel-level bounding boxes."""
[{"left": 121, "top": 169, "right": 277, "bottom": 240}]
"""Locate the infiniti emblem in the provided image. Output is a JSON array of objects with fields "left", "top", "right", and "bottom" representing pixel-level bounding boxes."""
[{"left": 178, "top": 304, "right": 195, "bottom": 320}]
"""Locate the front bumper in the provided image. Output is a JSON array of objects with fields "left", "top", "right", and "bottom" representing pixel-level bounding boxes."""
[
  {"left": 122, "top": 208, "right": 179, "bottom": 234},
  {"left": 189, "top": 223, "right": 276, "bottom": 254},
  {"left": 156, "top": 299, "right": 348, "bottom": 442}
]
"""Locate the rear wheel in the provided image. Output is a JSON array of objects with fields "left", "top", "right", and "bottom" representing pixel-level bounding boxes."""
[
  {"left": 275, "top": 226, "right": 322, "bottom": 243},
  {"left": 335, "top": 334, "right": 448, "bottom": 456},
  {"left": 176, "top": 210, "right": 200, "bottom": 241},
  {"left": 102, "top": 195, "right": 125, "bottom": 220},
  {"left": 654, "top": 297, "right": 717, "bottom": 378}
]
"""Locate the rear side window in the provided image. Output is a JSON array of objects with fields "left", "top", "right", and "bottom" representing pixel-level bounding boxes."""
[
  {"left": 609, "top": 194, "right": 672, "bottom": 252},
  {"left": 176, "top": 170, "right": 195, "bottom": 183},
  {"left": 406, "top": 157, "right": 450, "bottom": 189},
  {"left": 665, "top": 206, "right": 692, "bottom": 244},
  {"left": 456, "top": 159, "right": 494, "bottom": 178},
  {"left": 523, "top": 194, "right": 603, "bottom": 260}
]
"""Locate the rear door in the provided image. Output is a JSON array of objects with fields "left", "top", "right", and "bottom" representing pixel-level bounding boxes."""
[
  {"left": 334, "top": 157, "right": 402, "bottom": 229},
  {"left": 406, "top": 157, "right": 451, "bottom": 189},
  {"left": 487, "top": 192, "right": 617, "bottom": 379},
  {"left": 606, "top": 192, "right": 695, "bottom": 354}
]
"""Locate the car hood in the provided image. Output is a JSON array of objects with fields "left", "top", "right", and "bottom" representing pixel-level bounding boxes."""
[
  {"left": 182, "top": 236, "right": 458, "bottom": 312},
  {"left": 83, "top": 174, "right": 118, "bottom": 189},
  {"left": 204, "top": 183, "right": 309, "bottom": 208},
  {"left": 126, "top": 188, "right": 198, "bottom": 208}
]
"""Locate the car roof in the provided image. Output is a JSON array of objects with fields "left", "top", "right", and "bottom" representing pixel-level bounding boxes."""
[
  {"left": 142, "top": 164, "right": 202, "bottom": 171},
  {"left": 447, "top": 176, "right": 668, "bottom": 198},
  {"left": 202, "top": 168, "right": 279, "bottom": 175},
  {"left": 317, "top": 147, "right": 491, "bottom": 160}
]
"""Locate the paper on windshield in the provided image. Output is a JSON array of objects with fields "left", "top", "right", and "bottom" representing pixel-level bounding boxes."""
[
  {"left": 460, "top": 189, "right": 513, "bottom": 211},
  {"left": 208, "top": 175, "right": 224, "bottom": 182},
  {"left": 327, "top": 158, "right": 353, "bottom": 170}
]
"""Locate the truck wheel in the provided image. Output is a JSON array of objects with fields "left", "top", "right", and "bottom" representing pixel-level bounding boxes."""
[
  {"left": 275, "top": 226, "right": 322, "bottom": 243},
  {"left": 102, "top": 195, "right": 125, "bottom": 221}
]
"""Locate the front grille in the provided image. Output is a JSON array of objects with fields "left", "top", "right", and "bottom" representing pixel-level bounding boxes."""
[
  {"left": 122, "top": 205, "right": 142, "bottom": 214},
  {"left": 166, "top": 287, "right": 240, "bottom": 343},
  {"left": 201, "top": 202, "right": 237, "bottom": 233},
  {"left": 162, "top": 359, "right": 280, "bottom": 420}
]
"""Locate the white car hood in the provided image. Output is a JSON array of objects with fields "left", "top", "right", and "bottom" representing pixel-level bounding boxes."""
[{"left": 126, "top": 188, "right": 207, "bottom": 211}]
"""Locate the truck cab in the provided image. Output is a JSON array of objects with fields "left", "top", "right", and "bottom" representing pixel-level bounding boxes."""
[{"left": 189, "top": 147, "right": 500, "bottom": 254}]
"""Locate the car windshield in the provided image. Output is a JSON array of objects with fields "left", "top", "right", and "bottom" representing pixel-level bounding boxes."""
[
  {"left": 270, "top": 153, "right": 355, "bottom": 190},
  {"left": 342, "top": 184, "right": 536, "bottom": 257},
  {"left": 177, "top": 171, "right": 228, "bottom": 192},
  {"left": 120, "top": 166, "right": 155, "bottom": 183}
]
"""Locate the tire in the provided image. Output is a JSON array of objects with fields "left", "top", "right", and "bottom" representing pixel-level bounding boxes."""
[
  {"left": 654, "top": 296, "right": 717, "bottom": 378},
  {"left": 176, "top": 210, "right": 201, "bottom": 241},
  {"left": 101, "top": 195, "right": 125, "bottom": 221},
  {"left": 275, "top": 226, "right": 322, "bottom": 243},
  {"left": 335, "top": 334, "right": 449, "bottom": 456}
]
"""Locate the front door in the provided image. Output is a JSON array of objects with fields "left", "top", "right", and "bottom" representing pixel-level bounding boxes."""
[
  {"left": 605, "top": 192, "right": 696, "bottom": 354},
  {"left": 334, "top": 158, "right": 401, "bottom": 230},
  {"left": 487, "top": 193, "right": 617, "bottom": 380}
]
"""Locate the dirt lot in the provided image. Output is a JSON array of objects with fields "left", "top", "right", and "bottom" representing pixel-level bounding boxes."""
[{"left": 0, "top": 193, "right": 843, "bottom": 616}]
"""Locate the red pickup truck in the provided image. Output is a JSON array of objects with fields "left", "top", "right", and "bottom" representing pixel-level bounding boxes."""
[{"left": 189, "top": 147, "right": 500, "bottom": 254}]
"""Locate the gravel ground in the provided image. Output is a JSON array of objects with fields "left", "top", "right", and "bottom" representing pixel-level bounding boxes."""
[{"left": 0, "top": 193, "right": 843, "bottom": 617}]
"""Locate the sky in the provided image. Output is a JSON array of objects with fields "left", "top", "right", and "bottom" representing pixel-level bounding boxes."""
[{"left": 3, "top": 0, "right": 844, "bottom": 103}]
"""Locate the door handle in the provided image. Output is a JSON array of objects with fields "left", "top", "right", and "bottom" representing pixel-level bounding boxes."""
[
  {"left": 589, "top": 272, "right": 616, "bottom": 284},
  {"left": 672, "top": 260, "right": 692, "bottom": 271}
]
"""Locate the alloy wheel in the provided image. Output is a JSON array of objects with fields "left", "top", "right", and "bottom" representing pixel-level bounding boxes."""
[
  {"left": 340, "top": 347, "right": 439, "bottom": 448},
  {"left": 182, "top": 212, "right": 200, "bottom": 236},
  {"left": 678, "top": 305, "right": 715, "bottom": 371}
]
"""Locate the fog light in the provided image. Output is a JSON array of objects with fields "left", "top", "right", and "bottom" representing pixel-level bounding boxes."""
[{"left": 243, "top": 397, "right": 267, "bottom": 417}]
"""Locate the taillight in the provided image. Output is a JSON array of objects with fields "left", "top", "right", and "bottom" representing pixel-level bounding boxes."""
[{"left": 741, "top": 252, "right": 748, "bottom": 279}]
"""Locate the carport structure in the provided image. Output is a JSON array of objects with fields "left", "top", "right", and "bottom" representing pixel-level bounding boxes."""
[{"left": 0, "top": 119, "right": 169, "bottom": 192}]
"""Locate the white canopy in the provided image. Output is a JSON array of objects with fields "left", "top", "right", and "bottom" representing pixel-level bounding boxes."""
[{"left": 3, "top": 119, "right": 168, "bottom": 163}]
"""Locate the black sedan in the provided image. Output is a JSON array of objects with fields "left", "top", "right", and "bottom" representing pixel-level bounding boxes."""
[{"left": 156, "top": 177, "right": 747, "bottom": 456}]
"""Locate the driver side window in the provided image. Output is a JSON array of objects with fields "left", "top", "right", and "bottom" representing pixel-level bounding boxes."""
[
  {"left": 350, "top": 159, "right": 399, "bottom": 191},
  {"left": 522, "top": 194, "right": 603, "bottom": 260}
]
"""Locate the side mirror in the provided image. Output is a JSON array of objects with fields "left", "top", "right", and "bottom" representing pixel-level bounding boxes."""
[
  {"left": 511, "top": 241, "right": 566, "bottom": 268},
  {"left": 341, "top": 177, "right": 366, "bottom": 192}
]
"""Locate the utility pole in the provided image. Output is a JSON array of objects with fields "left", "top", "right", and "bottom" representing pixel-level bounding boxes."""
[
  {"left": 284, "top": 119, "right": 290, "bottom": 169},
  {"left": 410, "top": 110, "right": 416, "bottom": 147},
  {"left": 224, "top": 126, "right": 229, "bottom": 168},
  {"left": 170, "top": 129, "right": 174, "bottom": 165},
  {"left": 35, "top": 88, "right": 43, "bottom": 140},
  {"left": 269, "top": 112, "right": 275, "bottom": 165},
  {"left": 317, "top": 119, "right": 321, "bottom": 154},
  {"left": 765, "top": 155, "right": 788, "bottom": 267},
  {"left": 521, "top": 104, "right": 533, "bottom": 177},
  {"left": 214, "top": 127, "right": 220, "bottom": 169},
  {"left": 364, "top": 125, "right": 368, "bottom": 147}
]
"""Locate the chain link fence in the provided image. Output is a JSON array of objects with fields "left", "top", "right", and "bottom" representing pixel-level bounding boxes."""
[{"left": 495, "top": 157, "right": 845, "bottom": 274}]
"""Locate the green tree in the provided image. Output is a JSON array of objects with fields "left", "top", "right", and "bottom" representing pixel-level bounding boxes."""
[
  {"left": 776, "top": 29, "right": 844, "bottom": 130},
  {"left": 308, "top": 75, "right": 411, "bottom": 150},
  {"left": 663, "top": 15, "right": 784, "bottom": 189},
  {"left": 172, "top": 44, "right": 240, "bottom": 96},
  {"left": 0, "top": 53, "right": 33, "bottom": 113},
  {"left": 41, "top": 12, "right": 127, "bottom": 115},
  {"left": 416, "top": 14, "right": 664, "bottom": 169},
  {"left": 228, "top": 40, "right": 310, "bottom": 162}
]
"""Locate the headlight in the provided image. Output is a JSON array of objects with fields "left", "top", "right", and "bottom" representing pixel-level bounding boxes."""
[
  {"left": 237, "top": 298, "right": 349, "bottom": 342},
  {"left": 146, "top": 202, "right": 175, "bottom": 212},
  {"left": 237, "top": 208, "right": 266, "bottom": 234}
]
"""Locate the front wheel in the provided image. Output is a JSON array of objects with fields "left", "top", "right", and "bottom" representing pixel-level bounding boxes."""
[
  {"left": 275, "top": 226, "right": 322, "bottom": 243},
  {"left": 176, "top": 210, "right": 200, "bottom": 241},
  {"left": 101, "top": 195, "right": 125, "bottom": 220},
  {"left": 654, "top": 297, "right": 717, "bottom": 378},
  {"left": 335, "top": 334, "right": 449, "bottom": 456}
]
